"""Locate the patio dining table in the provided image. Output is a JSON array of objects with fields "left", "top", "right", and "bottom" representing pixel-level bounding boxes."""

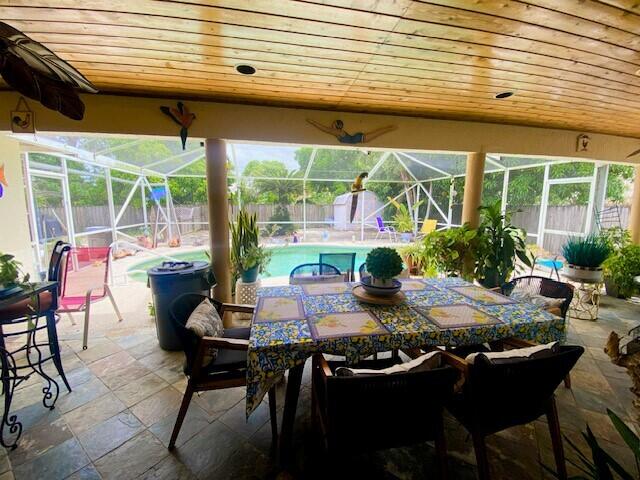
[{"left": 246, "top": 277, "right": 565, "bottom": 464}]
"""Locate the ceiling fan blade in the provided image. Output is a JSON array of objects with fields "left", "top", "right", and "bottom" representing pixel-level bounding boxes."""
[{"left": 626, "top": 148, "right": 640, "bottom": 159}]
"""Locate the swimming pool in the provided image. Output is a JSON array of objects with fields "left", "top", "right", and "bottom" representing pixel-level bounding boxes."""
[{"left": 127, "top": 245, "right": 374, "bottom": 282}]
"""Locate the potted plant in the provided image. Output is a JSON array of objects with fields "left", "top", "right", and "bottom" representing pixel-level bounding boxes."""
[
  {"left": 230, "top": 209, "right": 271, "bottom": 283},
  {"left": 389, "top": 197, "right": 421, "bottom": 242},
  {"left": 0, "top": 252, "right": 30, "bottom": 298},
  {"left": 561, "top": 234, "right": 611, "bottom": 282},
  {"left": 475, "top": 201, "right": 531, "bottom": 288},
  {"left": 362, "top": 247, "right": 404, "bottom": 296},
  {"left": 602, "top": 244, "right": 640, "bottom": 298},
  {"left": 601, "top": 227, "right": 631, "bottom": 297},
  {"left": 423, "top": 224, "right": 478, "bottom": 280}
]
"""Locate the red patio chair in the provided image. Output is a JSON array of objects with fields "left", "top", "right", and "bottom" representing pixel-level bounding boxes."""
[{"left": 58, "top": 246, "right": 123, "bottom": 349}]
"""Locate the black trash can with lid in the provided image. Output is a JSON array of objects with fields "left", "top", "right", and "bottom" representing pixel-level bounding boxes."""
[{"left": 148, "top": 260, "right": 214, "bottom": 350}]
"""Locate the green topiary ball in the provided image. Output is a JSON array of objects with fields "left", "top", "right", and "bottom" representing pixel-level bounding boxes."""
[{"left": 366, "top": 247, "right": 404, "bottom": 280}]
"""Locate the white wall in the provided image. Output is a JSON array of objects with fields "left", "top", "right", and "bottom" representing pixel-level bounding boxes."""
[{"left": 0, "top": 136, "right": 36, "bottom": 277}]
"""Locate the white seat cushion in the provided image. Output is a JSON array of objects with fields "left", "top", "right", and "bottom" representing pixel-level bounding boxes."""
[
  {"left": 466, "top": 341, "right": 559, "bottom": 365},
  {"left": 335, "top": 351, "right": 441, "bottom": 376}
]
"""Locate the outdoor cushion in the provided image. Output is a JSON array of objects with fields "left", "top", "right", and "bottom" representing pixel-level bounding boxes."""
[
  {"left": 466, "top": 341, "right": 559, "bottom": 365},
  {"left": 511, "top": 291, "right": 564, "bottom": 310},
  {"left": 203, "top": 327, "right": 250, "bottom": 374},
  {"left": 335, "top": 351, "right": 441, "bottom": 376},
  {"left": 185, "top": 298, "right": 223, "bottom": 361}
]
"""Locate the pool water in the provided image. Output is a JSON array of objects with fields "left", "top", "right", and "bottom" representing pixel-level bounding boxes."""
[{"left": 127, "top": 245, "right": 373, "bottom": 282}]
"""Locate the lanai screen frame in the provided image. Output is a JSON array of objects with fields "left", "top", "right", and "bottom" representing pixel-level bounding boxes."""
[{"left": 13, "top": 134, "right": 611, "bottom": 273}]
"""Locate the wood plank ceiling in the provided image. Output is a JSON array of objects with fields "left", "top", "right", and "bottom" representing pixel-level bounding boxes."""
[{"left": 2, "top": 0, "right": 640, "bottom": 137}]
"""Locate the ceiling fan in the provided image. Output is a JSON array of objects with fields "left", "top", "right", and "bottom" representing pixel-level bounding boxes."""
[{"left": 0, "top": 21, "right": 97, "bottom": 120}]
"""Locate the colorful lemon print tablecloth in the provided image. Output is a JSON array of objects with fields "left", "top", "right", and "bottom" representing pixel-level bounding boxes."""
[{"left": 246, "top": 277, "right": 565, "bottom": 416}]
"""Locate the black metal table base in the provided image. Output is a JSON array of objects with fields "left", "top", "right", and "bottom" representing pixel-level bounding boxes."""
[{"left": 1, "top": 312, "right": 69, "bottom": 449}]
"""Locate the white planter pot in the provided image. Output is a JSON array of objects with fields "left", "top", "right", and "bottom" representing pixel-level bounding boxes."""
[{"left": 563, "top": 264, "right": 603, "bottom": 283}]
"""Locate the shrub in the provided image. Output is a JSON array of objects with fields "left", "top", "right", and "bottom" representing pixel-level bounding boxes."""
[
  {"left": 602, "top": 244, "right": 640, "bottom": 298},
  {"left": 423, "top": 225, "right": 478, "bottom": 280},
  {"left": 268, "top": 205, "right": 295, "bottom": 236},
  {"left": 365, "top": 247, "right": 404, "bottom": 280}
]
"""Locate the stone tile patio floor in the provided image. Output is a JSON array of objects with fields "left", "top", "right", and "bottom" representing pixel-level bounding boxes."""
[{"left": 1, "top": 294, "right": 639, "bottom": 480}]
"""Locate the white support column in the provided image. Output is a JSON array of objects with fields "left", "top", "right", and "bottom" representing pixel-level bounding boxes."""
[
  {"left": 164, "top": 178, "right": 174, "bottom": 241},
  {"left": 24, "top": 153, "right": 43, "bottom": 272},
  {"left": 140, "top": 177, "right": 148, "bottom": 231},
  {"left": 584, "top": 164, "right": 599, "bottom": 234},
  {"left": 105, "top": 168, "right": 118, "bottom": 245},
  {"left": 537, "top": 165, "right": 551, "bottom": 247},
  {"left": 302, "top": 149, "right": 317, "bottom": 239},
  {"left": 448, "top": 178, "right": 455, "bottom": 227},
  {"left": 501, "top": 168, "right": 510, "bottom": 215},
  {"left": 60, "top": 158, "right": 77, "bottom": 251},
  {"left": 590, "top": 164, "right": 609, "bottom": 233}
]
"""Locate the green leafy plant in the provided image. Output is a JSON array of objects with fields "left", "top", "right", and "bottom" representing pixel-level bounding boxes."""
[
  {"left": 543, "top": 409, "right": 640, "bottom": 479},
  {"left": 601, "top": 226, "right": 631, "bottom": 253},
  {"left": 475, "top": 201, "right": 532, "bottom": 288},
  {"left": 268, "top": 205, "right": 295, "bottom": 236},
  {"left": 562, "top": 234, "right": 611, "bottom": 268},
  {"left": 398, "top": 241, "right": 437, "bottom": 278},
  {"left": 423, "top": 224, "right": 478, "bottom": 280},
  {"left": 388, "top": 197, "right": 423, "bottom": 234},
  {"left": 602, "top": 244, "right": 640, "bottom": 298},
  {"left": 230, "top": 209, "right": 271, "bottom": 280},
  {"left": 0, "top": 253, "right": 30, "bottom": 287},
  {"left": 365, "top": 247, "right": 404, "bottom": 281}
]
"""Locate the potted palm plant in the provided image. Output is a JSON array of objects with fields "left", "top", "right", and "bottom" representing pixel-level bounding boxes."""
[
  {"left": 230, "top": 209, "right": 271, "bottom": 283},
  {"left": 362, "top": 247, "right": 404, "bottom": 296},
  {"left": 561, "top": 234, "right": 611, "bottom": 282}
]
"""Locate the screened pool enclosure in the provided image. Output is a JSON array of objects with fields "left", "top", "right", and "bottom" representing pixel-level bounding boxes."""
[{"left": 14, "top": 133, "right": 623, "bottom": 273}]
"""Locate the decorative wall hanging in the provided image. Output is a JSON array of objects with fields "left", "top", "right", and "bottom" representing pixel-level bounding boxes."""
[
  {"left": 160, "top": 102, "right": 195, "bottom": 150},
  {"left": 10, "top": 96, "right": 34, "bottom": 133},
  {"left": 0, "top": 21, "right": 98, "bottom": 120},
  {"left": 627, "top": 147, "right": 640, "bottom": 159},
  {"left": 306, "top": 119, "right": 396, "bottom": 144},
  {"left": 0, "top": 164, "right": 7, "bottom": 199},
  {"left": 576, "top": 134, "right": 590, "bottom": 152},
  {"left": 350, "top": 172, "right": 368, "bottom": 223}
]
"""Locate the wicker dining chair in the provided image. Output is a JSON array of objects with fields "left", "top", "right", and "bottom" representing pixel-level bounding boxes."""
[
  {"left": 311, "top": 353, "right": 458, "bottom": 479},
  {"left": 436, "top": 340, "right": 583, "bottom": 480},
  {"left": 501, "top": 276, "right": 574, "bottom": 320},
  {"left": 167, "top": 293, "right": 278, "bottom": 450},
  {"left": 289, "top": 263, "right": 343, "bottom": 285}
]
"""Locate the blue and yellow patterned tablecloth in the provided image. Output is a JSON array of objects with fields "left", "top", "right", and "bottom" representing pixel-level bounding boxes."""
[{"left": 246, "top": 278, "right": 565, "bottom": 416}]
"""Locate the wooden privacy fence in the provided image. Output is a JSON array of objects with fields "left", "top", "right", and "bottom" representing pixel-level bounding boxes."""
[{"left": 41, "top": 203, "right": 631, "bottom": 250}]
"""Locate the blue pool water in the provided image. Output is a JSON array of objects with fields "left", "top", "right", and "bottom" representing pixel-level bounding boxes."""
[{"left": 128, "top": 245, "right": 373, "bottom": 281}]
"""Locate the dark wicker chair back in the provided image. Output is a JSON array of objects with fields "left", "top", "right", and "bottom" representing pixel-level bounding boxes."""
[
  {"left": 459, "top": 345, "right": 583, "bottom": 435},
  {"left": 48, "top": 240, "right": 71, "bottom": 284},
  {"left": 289, "top": 263, "right": 342, "bottom": 284},
  {"left": 358, "top": 262, "right": 368, "bottom": 280},
  {"left": 314, "top": 356, "right": 458, "bottom": 453},
  {"left": 169, "top": 292, "right": 212, "bottom": 372},
  {"left": 501, "top": 275, "right": 574, "bottom": 319},
  {"left": 319, "top": 253, "right": 356, "bottom": 281}
]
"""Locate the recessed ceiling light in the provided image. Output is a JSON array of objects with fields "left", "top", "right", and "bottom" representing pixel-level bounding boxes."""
[
  {"left": 495, "top": 91, "right": 514, "bottom": 99},
  {"left": 236, "top": 64, "right": 256, "bottom": 75}
]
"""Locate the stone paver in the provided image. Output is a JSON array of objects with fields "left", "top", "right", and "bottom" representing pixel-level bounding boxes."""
[{"left": 2, "top": 289, "right": 639, "bottom": 480}]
